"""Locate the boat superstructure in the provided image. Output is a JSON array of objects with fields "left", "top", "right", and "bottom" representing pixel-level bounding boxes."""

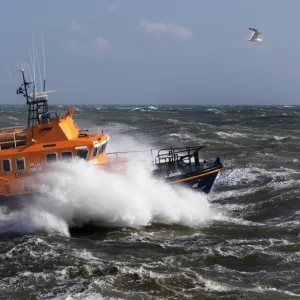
[{"left": 0, "top": 68, "right": 116, "bottom": 206}]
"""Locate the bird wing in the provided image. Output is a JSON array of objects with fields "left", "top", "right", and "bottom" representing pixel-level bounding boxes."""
[{"left": 249, "top": 28, "right": 261, "bottom": 39}]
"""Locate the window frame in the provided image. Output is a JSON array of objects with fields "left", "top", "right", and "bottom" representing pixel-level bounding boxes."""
[
  {"left": 61, "top": 151, "right": 73, "bottom": 161},
  {"left": 101, "top": 139, "right": 108, "bottom": 152},
  {"left": 91, "top": 147, "right": 98, "bottom": 158},
  {"left": 98, "top": 146, "right": 103, "bottom": 155},
  {"left": 15, "top": 157, "right": 26, "bottom": 171},
  {"left": 45, "top": 152, "right": 58, "bottom": 164},
  {"left": 2, "top": 159, "right": 12, "bottom": 173},
  {"left": 75, "top": 146, "right": 89, "bottom": 160}
]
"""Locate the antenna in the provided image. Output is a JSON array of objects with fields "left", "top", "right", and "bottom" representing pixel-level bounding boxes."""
[
  {"left": 32, "top": 32, "right": 36, "bottom": 98},
  {"left": 6, "top": 66, "right": 12, "bottom": 78},
  {"left": 41, "top": 29, "right": 46, "bottom": 91},
  {"left": 35, "top": 47, "right": 42, "bottom": 92},
  {"left": 28, "top": 48, "right": 34, "bottom": 78}
]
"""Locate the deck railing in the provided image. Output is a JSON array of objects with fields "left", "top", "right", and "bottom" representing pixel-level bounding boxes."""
[
  {"left": 0, "top": 131, "right": 26, "bottom": 150},
  {"left": 107, "top": 149, "right": 155, "bottom": 164}
]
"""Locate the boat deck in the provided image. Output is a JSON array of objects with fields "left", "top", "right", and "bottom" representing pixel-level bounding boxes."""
[{"left": 153, "top": 160, "right": 220, "bottom": 178}]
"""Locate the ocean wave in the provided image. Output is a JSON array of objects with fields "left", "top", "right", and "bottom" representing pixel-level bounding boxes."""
[
  {"left": 216, "top": 131, "right": 248, "bottom": 139},
  {"left": 0, "top": 149, "right": 220, "bottom": 236},
  {"left": 167, "top": 132, "right": 193, "bottom": 139},
  {"left": 130, "top": 107, "right": 142, "bottom": 112}
]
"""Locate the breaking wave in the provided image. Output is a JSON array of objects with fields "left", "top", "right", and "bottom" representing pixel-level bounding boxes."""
[{"left": 0, "top": 135, "right": 220, "bottom": 236}]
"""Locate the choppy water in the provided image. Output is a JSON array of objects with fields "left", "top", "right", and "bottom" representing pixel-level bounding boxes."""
[{"left": 1, "top": 105, "right": 300, "bottom": 299}]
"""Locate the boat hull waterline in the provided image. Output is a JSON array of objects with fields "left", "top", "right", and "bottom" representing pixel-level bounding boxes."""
[{"left": 168, "top": 166, "right": 221, "bottom": 194}]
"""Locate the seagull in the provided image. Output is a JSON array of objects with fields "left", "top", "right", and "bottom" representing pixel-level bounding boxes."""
[{"left": 247, "top": 28, "right": 262, "bottom": 42}]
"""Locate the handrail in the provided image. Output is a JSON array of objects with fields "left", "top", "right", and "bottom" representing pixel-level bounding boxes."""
[
  {"left": 0, "top": 139, "right": 26, "bottom": 145},
  {"left": 107, "top": 149, "right": 156, "bottom": 164},
  {"left": 0, "top": 132, "right": 26, "bottom": 149},
  {"left": 0, "top": 132, "right": 25, "bottom": 137},
  {"left": 106, "top": 145, "right": 207, "bottom": 166},
  {"left": 107, "top": 149, "right": 155, "bottom": 155},
  {"left": 154, "top": 145, "right": 206, "bottom": 167}
]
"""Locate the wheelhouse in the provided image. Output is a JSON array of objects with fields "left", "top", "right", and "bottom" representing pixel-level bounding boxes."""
[{"left": 0, "top": 68, "right": 110, "bottom": 197}]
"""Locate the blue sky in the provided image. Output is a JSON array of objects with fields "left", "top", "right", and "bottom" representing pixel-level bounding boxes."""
[{"left": 1, "top": 0, "right": 300, "bottom": 105}]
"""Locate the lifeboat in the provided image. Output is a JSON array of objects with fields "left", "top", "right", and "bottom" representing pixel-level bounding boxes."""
[{"left": 0, "top": 67, "right": 222, "bottom": 211}]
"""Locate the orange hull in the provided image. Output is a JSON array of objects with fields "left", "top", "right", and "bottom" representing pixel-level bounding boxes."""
[{"left": 0, "top": 105, "right": 117, "bottom": 199}]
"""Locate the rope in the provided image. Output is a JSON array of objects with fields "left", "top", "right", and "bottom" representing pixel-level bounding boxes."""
[{"left": 107, "top": 149, "right": 158, "bottom": 155}]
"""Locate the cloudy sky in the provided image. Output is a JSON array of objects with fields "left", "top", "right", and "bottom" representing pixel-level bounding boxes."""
[{"left": 1, "top": 0, "right": 300, "bottom": 104}]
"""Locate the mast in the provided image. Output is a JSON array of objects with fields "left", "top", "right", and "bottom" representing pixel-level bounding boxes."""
[
  {"left": 17, "top": 68, "right": 33, "bottom": 106},
  {"left": 16, "top": 32, "right": 53, "bottom": 134},
  {"left": 16, "top": 68, "right": 49, "bottom": 130}
]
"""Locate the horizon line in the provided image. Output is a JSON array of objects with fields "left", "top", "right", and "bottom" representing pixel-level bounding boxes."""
[{"left": 0, "top": 103, "right": 299, "bottom": 106}]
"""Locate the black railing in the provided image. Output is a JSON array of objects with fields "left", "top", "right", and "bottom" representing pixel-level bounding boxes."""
[
  {"left": 106, "top": 145, "right": 207, "bottom": 168},
  {"left": 154, "top": 146, "right": 206, "bottom": 167}
]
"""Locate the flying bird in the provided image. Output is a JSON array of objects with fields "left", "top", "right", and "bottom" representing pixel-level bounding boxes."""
[{"left": 247, "top": 28, "right": 263, "bottom": 42}]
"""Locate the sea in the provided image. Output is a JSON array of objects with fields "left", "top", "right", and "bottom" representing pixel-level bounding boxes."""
[{"left": 1, "top": 104, "right": 300, "bottom": 300}]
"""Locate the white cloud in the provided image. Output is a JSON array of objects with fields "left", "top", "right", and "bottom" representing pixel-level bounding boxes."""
[
  {"left": 95, "top": 36, "right": 112, "bottom": 52},
  {"left": 69, "top": 21, "right": 83, "bottom": 33},
  {"left": 106, "top": 5, "right": 120, "bottom": 12},
  {"left": 139, "top": 20, "right": 192, "bottom": 40},
  {"left": 66, "top": 37, "right": 112, "bottom": 57}
]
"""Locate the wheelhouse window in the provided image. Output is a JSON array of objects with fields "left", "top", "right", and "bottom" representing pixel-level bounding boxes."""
[
  {"left": 46, "top": 153, "right": 58, "bottom": 164},
  {"left": 92, "top": 147, "right": 98, "bottom": 158},
  {"left": 16, "top": 157, "right": 25, "bottom": 171},
  {"left": 2, "top": 159, "right": 11, "bottom": 172},
  {"left": 61, "top": 151, "right": 73, "bottom": 161},
  {"left": 91, "top": 142, "right": 107, "bottom": 158},
  {"left": 75, "top": 146, "right": 89, "bottom": 160}
]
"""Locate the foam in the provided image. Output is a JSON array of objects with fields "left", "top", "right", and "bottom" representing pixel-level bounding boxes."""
[{"left": 0, "top": 134, "right": 219, "bottom": 236}]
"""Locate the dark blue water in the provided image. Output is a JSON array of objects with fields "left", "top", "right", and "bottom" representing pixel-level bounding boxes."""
[{"left": 1, "top": 105, "right": 300, "bottom": 299}]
